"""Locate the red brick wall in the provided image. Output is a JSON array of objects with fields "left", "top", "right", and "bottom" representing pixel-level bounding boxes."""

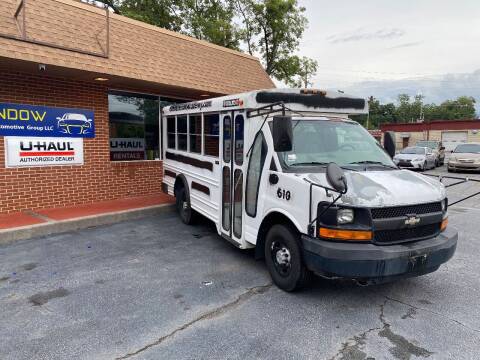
[{"left": 0, "top": 70, "right": 163, "bottom": 214}]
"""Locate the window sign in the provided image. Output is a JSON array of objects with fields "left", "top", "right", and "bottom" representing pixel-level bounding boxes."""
[
  {"left": 0, "top": 103, "right": 95, "bottom": 138},
  {"left": 5, "top": 136, "right": 84, "bottom": 167},
  {"left": 110, "top": 138, "right": 145, "bottom": 161}
]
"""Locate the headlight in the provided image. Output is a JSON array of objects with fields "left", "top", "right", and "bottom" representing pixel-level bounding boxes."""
[
  {"left": 337, "top": 208, "right": 354, "bottom": 224},
  {"left": 441, "top": 198, "right": 447, "bottom": 212}
]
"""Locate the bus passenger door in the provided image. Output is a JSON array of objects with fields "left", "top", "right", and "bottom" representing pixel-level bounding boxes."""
[
  {"left": 220, "top": 113, "right": 233, "bottom": 240},
  {"left": 231, "top": 112, "right": 245, "bottom": 244},
  {"left": 220, "top": 111, "right": 245, "bottom": 246}
]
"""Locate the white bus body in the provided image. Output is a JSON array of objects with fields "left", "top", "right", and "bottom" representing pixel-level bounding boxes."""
[{"left": 162, "top": 89, "right": 457, "bottom": 291}]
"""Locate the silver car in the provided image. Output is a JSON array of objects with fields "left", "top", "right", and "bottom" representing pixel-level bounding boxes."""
[{"left": 393, "top": 146, "right": 436, "bottom": 171}]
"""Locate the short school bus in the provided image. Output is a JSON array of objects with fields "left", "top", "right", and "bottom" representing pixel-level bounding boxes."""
[{"left": 161, "top": 89, "right": 457, "bottom": 291}]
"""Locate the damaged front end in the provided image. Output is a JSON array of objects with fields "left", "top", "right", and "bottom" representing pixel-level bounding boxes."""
[{"left": 300, "top": 164, "right": 457, "bottom": 284}]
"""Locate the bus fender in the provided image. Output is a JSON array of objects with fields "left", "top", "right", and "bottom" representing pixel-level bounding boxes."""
[
  {"left": 255, "top": 209, "right": 303, "bottom": 260},
  {"left": 174, "top": 174, "right": 190, "bottom": 200}
]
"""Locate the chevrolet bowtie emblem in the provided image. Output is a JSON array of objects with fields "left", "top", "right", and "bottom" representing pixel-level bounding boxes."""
[{"left": 405, "top": 216, "right": 420, "bottom": 226}]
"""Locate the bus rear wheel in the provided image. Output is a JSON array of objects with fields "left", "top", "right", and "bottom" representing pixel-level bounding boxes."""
[
  {"left": 175, "top": 187, "right": 194, "bottom": 225},
  {"left": 264, "top": 224, "right": 311, "bottom": 292}
]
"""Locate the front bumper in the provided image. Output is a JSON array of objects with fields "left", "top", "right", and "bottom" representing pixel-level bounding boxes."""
[
  {"left": 301, "top": 227, "right": 457, "bottom": 284},
  {"left": 448, "top": 162, "right": 480, "bottom": 171},
  {"left": 396, "top": 162, "right": 424, "bottom": 169}
]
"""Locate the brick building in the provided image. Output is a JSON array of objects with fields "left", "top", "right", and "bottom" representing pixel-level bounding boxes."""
[
  {"left": 380, "top": 120, "right": 480, "bottom": 152},
  {"left": 0, "top": 0, "right": 273, "bottom": 214}
]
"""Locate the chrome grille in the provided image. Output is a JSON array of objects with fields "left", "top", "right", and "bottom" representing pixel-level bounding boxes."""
[{"left": 371, "top": 202, "right": 442, "bottom": 219}]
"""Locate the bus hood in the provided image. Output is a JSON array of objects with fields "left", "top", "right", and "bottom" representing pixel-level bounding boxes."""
[{"left": 306, "top": 170, "right": 445, "bottom": 207}]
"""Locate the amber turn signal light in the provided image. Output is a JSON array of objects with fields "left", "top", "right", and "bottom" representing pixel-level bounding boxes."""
[
  {"left": 319, "top": 228, "right": 372, "bottom": 241},
  {"left": 441, "top": 218, "right": 448, "bottom": 232}
]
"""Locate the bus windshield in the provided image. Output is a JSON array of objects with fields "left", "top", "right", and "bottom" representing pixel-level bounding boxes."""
[{"left": 277, "top": 119, "right": 395, "bottom": 170}]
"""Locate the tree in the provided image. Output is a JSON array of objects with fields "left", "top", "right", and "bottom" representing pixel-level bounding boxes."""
[
  {"left": 235, "top": 0, "right": 311, "bottom": 84},
  {"left": 287, "top": 56, "right": 318, "bottom": 88},
  {"left": 90, "top": 0, "right": 317, "bottom": 84},
  {"left": 182, "top": 0, "right": 241, "bottom": 49}
]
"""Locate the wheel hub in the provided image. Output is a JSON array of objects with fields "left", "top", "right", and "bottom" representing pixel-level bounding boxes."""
[
  {"left": 275, "top": 247, "right": 291, "bottom": 265},
  {"left": 271, "top": 241, "right": 292, "bottom": 277}
]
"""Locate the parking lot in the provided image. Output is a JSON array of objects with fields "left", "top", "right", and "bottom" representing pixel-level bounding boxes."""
[{"left": 1, "top": 166, "right": 479, "bottom": 360}]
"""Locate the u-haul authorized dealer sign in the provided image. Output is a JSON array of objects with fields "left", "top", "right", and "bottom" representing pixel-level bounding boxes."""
[{"left": 5, "top": 137, "right": 84, "bottom": 167}]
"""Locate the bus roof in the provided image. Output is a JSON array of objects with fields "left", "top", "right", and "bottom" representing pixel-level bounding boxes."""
[{"left": 162, "top": 88, "right": 368, "bottom": 117}]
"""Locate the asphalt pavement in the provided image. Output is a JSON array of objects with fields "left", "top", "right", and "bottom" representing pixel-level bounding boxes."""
[{"left": 1, "top": 166, "right": 479, "bottom": 360}]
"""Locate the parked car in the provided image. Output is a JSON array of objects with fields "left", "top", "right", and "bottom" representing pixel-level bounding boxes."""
[
  {"left": 57, "top": 113, "right": 92, "bottom": 135},
  {"left": 415, "top": 140, "right": 445, "bottom": 166},
  {"left": 448, "top": 143, "right": 480, "bottom": 172},
  {"left": 393, "top": 146, "right": 436, "bottom": 171}
]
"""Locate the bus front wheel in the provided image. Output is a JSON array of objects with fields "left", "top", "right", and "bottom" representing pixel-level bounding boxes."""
[{"left": 264, "top": 224, "right": 311, "bottom": 292}]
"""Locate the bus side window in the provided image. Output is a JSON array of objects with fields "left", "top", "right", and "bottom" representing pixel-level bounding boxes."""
[
  {"left": 167, "top": 116, "right": 176, "bottom": 149},
  {"left": 177, "top": 116, "right": 188, "bottom": 151},
  {"left": 189, "top": 114, "right": 202, "bottom": 154},
  {"left": 246, "top": 133, "right": 267, "bottom": 217},
  {"left": 204, "top": 113, "right": 220, "bottom": 157}
]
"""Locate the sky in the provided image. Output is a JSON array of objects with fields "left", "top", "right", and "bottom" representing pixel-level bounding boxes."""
[{"left": 296, "top": 0, "right": 480, "bottom": 111}]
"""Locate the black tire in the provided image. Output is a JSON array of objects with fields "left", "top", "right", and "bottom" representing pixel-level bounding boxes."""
[
  {"left": 264, "top": 224, "right": 311, "bottom": 292},
  {"left": 447, "top": 168, "right": 454, "bottom": 173},
  {"left": 435, "top": 159, "right": 439, "bottom": 167},
  {"left": 175, "top": 186, "right": 194, "bottom": 225}
]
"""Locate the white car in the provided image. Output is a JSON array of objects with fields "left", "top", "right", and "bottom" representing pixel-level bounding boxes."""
[
  {"left": 393, "top": 146, "right": 436, "bottom": 171},
  {"left": 57, "top": 113, "right": 92, "bottom": 135}
]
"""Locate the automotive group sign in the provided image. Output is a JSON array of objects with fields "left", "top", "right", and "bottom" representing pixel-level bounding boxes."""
[
  {"left": 5, "top": 137, "right": 84, "bottom": 167},
  {"left": 0, "top": 103, "right": 95, "bottom": 138}
]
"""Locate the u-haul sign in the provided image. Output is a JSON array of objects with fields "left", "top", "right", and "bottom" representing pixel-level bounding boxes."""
[{"left": 5, "top": 137, "right": 84, "bottom": 167}]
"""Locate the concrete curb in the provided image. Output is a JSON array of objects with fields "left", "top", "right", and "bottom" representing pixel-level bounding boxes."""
[{"left": 0, "top": 203, "right": 176, "bottom": 245}]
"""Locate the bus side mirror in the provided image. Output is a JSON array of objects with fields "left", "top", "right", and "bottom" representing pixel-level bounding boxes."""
[
  {"left": 383, "top": 131, "right": 396, "bottom": 158},
  {"left": 326, "top": 163, "right": 347, "bottom": 193},
  {"left": 272, "top": 115, "right": 293, "bottom": 152}
]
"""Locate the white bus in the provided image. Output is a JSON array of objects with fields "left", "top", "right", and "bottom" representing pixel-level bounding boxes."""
[{"left": 162, "top": 89, "right": 457, "bottom": 291}]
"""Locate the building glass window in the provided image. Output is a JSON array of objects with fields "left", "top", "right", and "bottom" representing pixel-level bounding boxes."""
[
  {"left": 189, "top": 115, "right": 202, "bottom": 154},
  {"left": 109, "top": 91, "right": 160, "bottom": 161},
  {"left": 177, "top": 116, "right": 188, "bottom": 151},
  {"left": 204, "top": 113, "right": 220, "bottom": 157}
]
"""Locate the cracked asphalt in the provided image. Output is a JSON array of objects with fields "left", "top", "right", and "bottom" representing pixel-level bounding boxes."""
[{"left": 1, "top": 166, "right": 479, "bottom": 360}]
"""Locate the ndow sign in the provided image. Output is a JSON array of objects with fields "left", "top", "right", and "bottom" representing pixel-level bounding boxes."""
[
  {"left": 5, "top": 137, "right": 84, "bottom": 167},
  {"left": 0, "top": 103, "right": 95, "bottom": 138}
]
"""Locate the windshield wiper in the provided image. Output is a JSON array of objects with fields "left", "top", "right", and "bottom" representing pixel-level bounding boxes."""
[
  {"left": 290, "top": 162, "right": 359, "bottom": 172},
  {"left": 290, "top": 161, "right": 329, "bottom": 167},
  {"left": 348, "top": 161, "right": 398, "bottom": 169}
]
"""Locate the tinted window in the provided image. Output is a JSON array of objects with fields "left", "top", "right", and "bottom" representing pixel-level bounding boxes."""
[
  {"left": 246, "top": 134, "right": 267, "bottom": 217},
  {"left": 454, "top": 144, "right": 480, "bottom": 153},
  {"left": 233, "top": 169, "right": 243, "bottom": 237},
  {"left": 222, "top": 166, "right": 231, "bottom": 231},
  {"left": 223, "top": 115, "right": 232, "bottom": 162},
  {"left": 189, "top": 115, "right": 202, "bottom": 154},
  {"left": 401, "top": 147, "right": 426, "bottom": 155},
  {"left": 235, "top": 115, "right": 244, "bottom": 165},
  {"left": 204, "top": 114, "right": 220, "bottom": 157},
  {"left": 177, "top": 116, "right": 187, "bottom": 151}
]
